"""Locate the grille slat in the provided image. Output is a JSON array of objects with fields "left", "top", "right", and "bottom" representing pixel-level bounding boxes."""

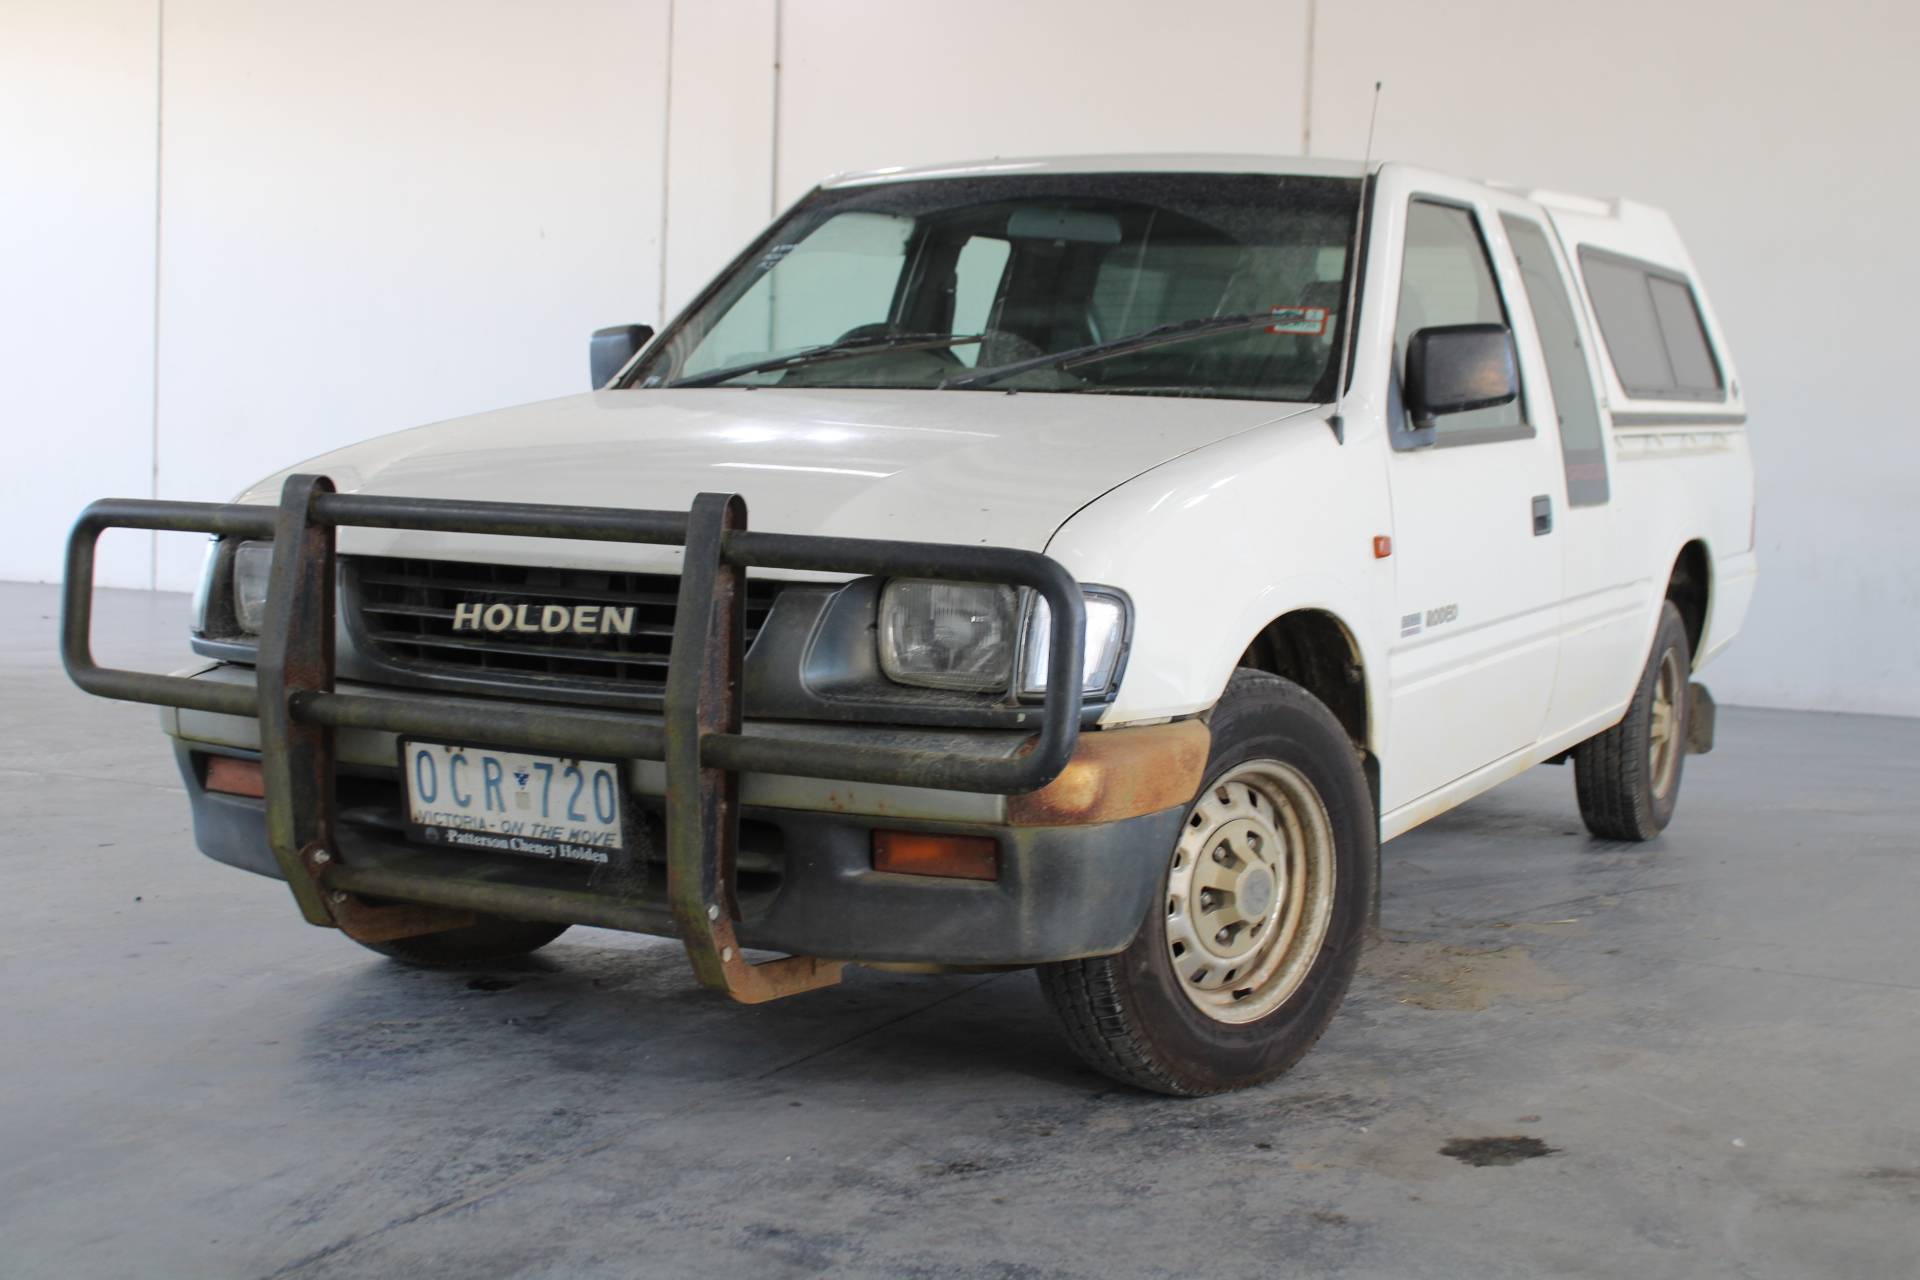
[
  {"left": 346, "top": 556, "right": 782, "bottom": 694},
  {"left": 359, "top": 600, "right": 677, "bottom": 637},
  {"left": 361, "top": 629, "right": 675, "bottom": 666},
  {"left": 355, "top": 572, "right": 712, "bottom": 611}
]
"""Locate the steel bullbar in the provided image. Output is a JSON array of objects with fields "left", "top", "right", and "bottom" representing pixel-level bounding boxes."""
[
  {"left": 255, "top": 472, "right": 341, "bottom": 926},
  {"left": 60, "top": 475, "right": 1087, "bottom": 1003},
  {"left": 62, "top": 498, "right": 273, "bottom": 716}
]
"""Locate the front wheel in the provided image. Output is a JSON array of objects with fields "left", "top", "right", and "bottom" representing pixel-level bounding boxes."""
[
  {"left": 1038, "top": 670, "right": 1376, "bottom": 1096},
  {"left": 349, "top": 915, "right": 572, "bottom": 968}
]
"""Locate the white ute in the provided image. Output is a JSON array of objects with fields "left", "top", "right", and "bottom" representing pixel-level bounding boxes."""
[{"left": 71, "top": 155, "right": 1754, "bottom": 1095}]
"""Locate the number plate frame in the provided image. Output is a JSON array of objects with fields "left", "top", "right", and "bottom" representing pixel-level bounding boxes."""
[{"left": 397, "top": 738, "right": 633, "bottom": 866}]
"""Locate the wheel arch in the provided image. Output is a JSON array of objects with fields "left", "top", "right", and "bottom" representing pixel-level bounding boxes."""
[
  {"left": 1234, "top": 609, "right": 1375, "bottom": 810},
  {"left": 1667, "top": 539, "right": 1711, "bottom": 664},
  {"left": 1235, "top": 609, "right": 1367, "bottom": 748}
]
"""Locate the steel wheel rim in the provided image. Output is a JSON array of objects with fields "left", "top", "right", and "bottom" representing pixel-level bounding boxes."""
[
  {"left": 1163, "top": 759, "right": 1336, "bottom": 1024},
  {"left": 1648, "top": 646, "right": 1684, "bottom": 800}
]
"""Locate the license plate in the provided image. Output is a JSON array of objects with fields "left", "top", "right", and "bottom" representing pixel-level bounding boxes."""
[{"left": 400, "top": 740, "right": 626, "bottom": 865}]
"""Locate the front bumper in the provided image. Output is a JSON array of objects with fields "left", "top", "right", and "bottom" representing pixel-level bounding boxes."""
[
  {"left": 178, "top": 739, "right": 1185, "bottom": 965},
  {"left": 67, "top": 481, "right": 1205, "bottom": 1000}
]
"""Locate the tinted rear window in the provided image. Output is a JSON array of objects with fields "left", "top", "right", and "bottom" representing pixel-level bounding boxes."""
[{"left": 1578, "top": 247, "right": 1723, "bottom": 401}]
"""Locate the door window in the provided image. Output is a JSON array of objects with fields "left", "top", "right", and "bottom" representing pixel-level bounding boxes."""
[
  {"left": 1396, "top": 200, "right": 1526, "bottom": 443},
  {"left": 1502, "top": 215, "right": 1609, "bottom": 505}
]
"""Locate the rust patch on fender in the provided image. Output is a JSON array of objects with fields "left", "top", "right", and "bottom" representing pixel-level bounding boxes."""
[{"left": 1007, "top": 719, "right": 1210, "bottom": 826}]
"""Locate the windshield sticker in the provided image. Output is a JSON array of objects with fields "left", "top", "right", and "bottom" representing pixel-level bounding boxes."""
[
  {"left": 754, "top": 243, "right": 797, "bottom": 272},
  {"left": 1268, "top": 306, "right": 1331, "bottom": 335}
]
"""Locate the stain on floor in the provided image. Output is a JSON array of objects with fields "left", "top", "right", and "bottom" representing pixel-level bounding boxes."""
[
  {"left": 465, "top": 976, "right": 518, "bottom": 992},
  {"left": 1358, "top": 936, "right": 1583, "bottom": 1011},
  {"left": 1440, "top": 1136, "right": 1561, "bottom": 1167}
]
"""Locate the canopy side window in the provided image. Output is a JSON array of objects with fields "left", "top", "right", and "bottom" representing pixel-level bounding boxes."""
[{"left": 1577, "top": 246, "right": 1724, "bottom": 402}]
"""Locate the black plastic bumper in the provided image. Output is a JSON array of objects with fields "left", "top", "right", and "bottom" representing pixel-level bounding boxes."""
[{"left": 177, "top": 744, "right": 1177, "bottom": 966}]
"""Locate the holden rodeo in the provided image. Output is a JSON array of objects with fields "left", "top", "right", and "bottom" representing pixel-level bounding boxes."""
[{"left": 63, "top": 154, "right": 1754, "bottom": 1095}]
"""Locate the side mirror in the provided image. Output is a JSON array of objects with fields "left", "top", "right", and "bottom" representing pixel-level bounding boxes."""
[
  {"left": 590, "top": 323, "right": 654, "bottom": 389},
  {"left": 1405, "top": 323, "right": 1517, "bottom": 425}
]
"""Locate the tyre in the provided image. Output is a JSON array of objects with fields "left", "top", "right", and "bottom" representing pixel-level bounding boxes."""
[
  {"left": 350, "top": 915, "right": 572, "bottom": 967},
  {"left": 1574, "top": 599, "right": 1692, "bottom": 841},
  {"left": 1038, "top": 669, "right": 1376, "bottom": 1096}
]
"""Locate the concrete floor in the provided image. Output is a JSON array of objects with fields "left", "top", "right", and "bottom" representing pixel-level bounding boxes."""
[{"left": 3, "top": 581, "right": 1917, "bottom": 1280}]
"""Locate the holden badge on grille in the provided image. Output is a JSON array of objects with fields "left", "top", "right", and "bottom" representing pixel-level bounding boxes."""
[{"left": 451, "top": 602, "right": 636, "bottom": 634}]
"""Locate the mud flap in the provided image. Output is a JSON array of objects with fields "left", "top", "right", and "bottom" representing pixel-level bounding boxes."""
[{"left": 1686, "top": 682, "right": 1716, "bottom": 754}]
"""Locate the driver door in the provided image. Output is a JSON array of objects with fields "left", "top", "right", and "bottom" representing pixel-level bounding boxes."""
[{"left": 1372, "top": 168, "right": 1566, "bottom": 812}]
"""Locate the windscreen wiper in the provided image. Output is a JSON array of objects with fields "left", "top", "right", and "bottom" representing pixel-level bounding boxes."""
[
  {"left": 939, "top": 313, "right": 1290, "bottom": 391},
  {"left": 667, "top": 332, "right": 983, "bottom": 388}
]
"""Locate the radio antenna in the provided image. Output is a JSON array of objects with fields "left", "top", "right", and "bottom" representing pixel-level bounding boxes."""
[{"left": 1327, "top": 80, "right": 1381, "bottom": 445}]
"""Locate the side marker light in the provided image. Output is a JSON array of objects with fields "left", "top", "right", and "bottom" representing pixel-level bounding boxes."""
[
  {"left": 872, "top": 830, "right": 1000, "bottom": 881},
  {"left": 1373, "top": 536, "right": 1393, "bottom": 558},
  {"left": 205, "top": 756, "right": 266, "bottom": 797}
]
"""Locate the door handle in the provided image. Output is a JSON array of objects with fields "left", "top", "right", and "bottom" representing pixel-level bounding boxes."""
[{"left": 1532, "top": 494, "right": 1553, "bottom": 536}]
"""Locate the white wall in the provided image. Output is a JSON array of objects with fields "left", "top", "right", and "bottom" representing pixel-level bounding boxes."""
[
  {"left": 5, "top": 0, "right": 1917, "bottom": 715},
  {"left": 5, "top": 0, "right": 671, "bottom": 590},
  {"left": 0, "top": 0, "right": 158, "bottom": 588},
  {"left": 660, "top": 0, "right": 777, "bottom": 315},
  {"left": 774, "top": 0, "right": 1310, "bottom": 209},
  {"left": 148, "top": 0, "right": 672, "bottom": 587}
]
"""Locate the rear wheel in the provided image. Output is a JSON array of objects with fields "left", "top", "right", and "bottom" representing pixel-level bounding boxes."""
[
  {"left": 1574, "top": 600, "right": 1692, "bottom": 841},
  {"left": 1038, "top": 670, "right": 1375, "bottom": 1096},
  {"left": 350, "top": 915, "right": 571, "bottom": 968}
]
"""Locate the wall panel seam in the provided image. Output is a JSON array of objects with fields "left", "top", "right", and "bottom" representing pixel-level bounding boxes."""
[{"left": 149, "top": 0, "right": 166, "bottom": 588}]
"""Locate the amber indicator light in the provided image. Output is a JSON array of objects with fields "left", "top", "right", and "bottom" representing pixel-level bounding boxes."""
[
  {"left": 205, "top": 755, "right": 266, "bottom": 798},
  {"left": 871, "top": 829, "right": 1000, "bottom": 881},
  {"left": 1373, "top": 535, "right": 1393, "bottom": 558}
]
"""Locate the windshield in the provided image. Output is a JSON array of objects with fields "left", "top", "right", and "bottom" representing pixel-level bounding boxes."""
[{"left": 628, "top": 172, "right": 1361, "bottom": 403}]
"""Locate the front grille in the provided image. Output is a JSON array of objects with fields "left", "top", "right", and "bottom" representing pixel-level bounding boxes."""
[{"left": 345, "top": 555, "right": 782, "bottom": 691}]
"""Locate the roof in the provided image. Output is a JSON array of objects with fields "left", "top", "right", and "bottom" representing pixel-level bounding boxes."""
[{"left": 822, "top": 153, "right": 1369, "bottom": 188}]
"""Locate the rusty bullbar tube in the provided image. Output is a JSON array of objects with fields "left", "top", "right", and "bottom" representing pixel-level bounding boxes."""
[
  {"left": 719, "top": 528, "right": 1085, "bottom": 794},
  {"left": 309, "top": 493, "right": 688, "bottom": 545},
  {"left": 61, "top": 484, "right": 1085, "bottom": 795},
  {"left": 61, "top": 498, "right": 273, "bottom": 716}
]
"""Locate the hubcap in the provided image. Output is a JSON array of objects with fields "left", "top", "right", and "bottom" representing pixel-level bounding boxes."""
[
  {"left": 1648, "top": 646, "right": 1684, "bottom": 800},
  {"left": 1164, "top": 760, "right": 1337, "bottom": 1024}
]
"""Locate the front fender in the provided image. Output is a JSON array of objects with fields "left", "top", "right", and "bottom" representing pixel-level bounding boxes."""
[{"left": 1045, "top": 413, "right": 1392, "bottom": 731}]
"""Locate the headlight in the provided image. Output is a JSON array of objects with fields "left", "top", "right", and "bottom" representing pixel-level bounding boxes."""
[
  {"left": 191, "top": 537, "right": 220, "bottom": 634},
  {"left": 875, "top": 577, "right": 1131, "bottom": 699},
  {"left": 1019, "top": 588, "right": 1129, "bottom": 697},
  {"left": 231, "top": 540, "right": 275, "bottom": 633},
  {"left": 877, "top": 579, "right": 1019, "bottom": 691}
]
